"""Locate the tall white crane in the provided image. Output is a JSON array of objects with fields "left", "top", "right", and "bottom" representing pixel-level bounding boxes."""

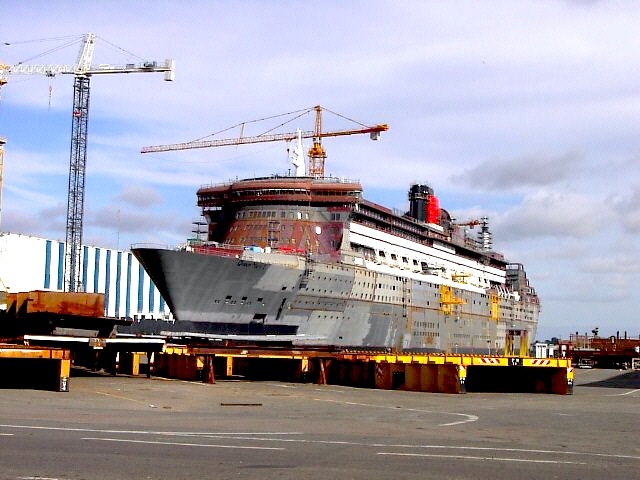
[
  {"left": 1, "top": 33, "right": 175, "bottom": 292},
  {"left": 0, "top": 137, "right": 5, "bottom": 225}
]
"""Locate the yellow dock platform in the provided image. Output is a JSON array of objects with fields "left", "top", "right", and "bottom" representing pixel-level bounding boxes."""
[
  {"left": 0, "top": 344, "right": 71, "bottom": 392},
  {"left": 154, "top": 346, "right": 574, "bottom": 395}
]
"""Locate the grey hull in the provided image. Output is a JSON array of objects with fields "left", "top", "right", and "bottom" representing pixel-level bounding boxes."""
[{"left": 129, "top": 247, "right": 539, "bottom": 352}]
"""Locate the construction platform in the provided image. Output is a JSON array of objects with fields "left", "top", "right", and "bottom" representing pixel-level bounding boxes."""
[
  {"left": 23, "top": 334, "right": 167, "bottom": 376},
  {"left": 0, "top": 344, "right": 71, "bottom": 392},
  {"left": 0, "top": 339, "right": 574, "bottom": 394},
  {"left": 0, "top": 290, "right": 131, "bottom": 338},
  {"left": 560, "top": 333, "right": 640, "bottom": 369},
  {"left": 153, "top": 345, "right": 574, "bottom": 395},
  {"left": 0, "top": 290, "right": 166, "bottom": 381}
]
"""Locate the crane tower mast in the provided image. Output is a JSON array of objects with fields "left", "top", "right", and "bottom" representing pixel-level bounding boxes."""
[{"left": 1, "top": 33, "right": 175, "bottom": 292}]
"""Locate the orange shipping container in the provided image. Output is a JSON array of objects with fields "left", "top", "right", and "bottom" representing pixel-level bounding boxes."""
[{"left": 24, "top": 291, "right": 105, "bottom": 317}]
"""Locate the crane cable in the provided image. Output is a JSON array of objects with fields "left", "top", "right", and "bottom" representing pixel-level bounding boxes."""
[
  {"left": 187, "top": 105, "right": 374, "bottom": 145},
  {"left": 190, "top": 107, "right": 313, "bottom": 144},
  {"left": 3, "top": 35, "right": 84, "bottom": 66}
]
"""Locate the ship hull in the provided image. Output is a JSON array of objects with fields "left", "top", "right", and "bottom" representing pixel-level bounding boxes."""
[{"left": 129, "top": 247, "right": 539, "bottom": 353}]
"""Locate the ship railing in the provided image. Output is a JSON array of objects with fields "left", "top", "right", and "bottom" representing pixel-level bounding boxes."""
[
  {"left": 310, "top": 175, "right": 360, "bottom": 185},
  {"left": 188, "top": 244, "right": 308, "bottom": 259},
  {"left": 131, "top": 243, "right": 172, "bottom": 250},
  {"left": 190, "top": 244, "right": 245, "bottom": 258},
  {"left": 197, "top": 174, "right": 361, "bottom": 190}
]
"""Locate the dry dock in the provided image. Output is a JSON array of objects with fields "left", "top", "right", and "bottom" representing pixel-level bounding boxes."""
[
  {"left": 0, "top": 291, "right": 572, "bottom": 394},
  {"left": 0, "top": 341, "right": 573, "bottom": 395},
  {"left": 154, "top": 344, "right": 574, "bottom": 395}
]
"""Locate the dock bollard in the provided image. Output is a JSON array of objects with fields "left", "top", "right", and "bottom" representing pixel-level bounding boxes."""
[
  {"left": 58, "top": 357, "right": 71, "bottom": 392},
  {"left": 59, "top": 376, "right": 69, "bottom": 392},
  {"left": 458, "top": 364, "right": 467, "bottom": 394}
]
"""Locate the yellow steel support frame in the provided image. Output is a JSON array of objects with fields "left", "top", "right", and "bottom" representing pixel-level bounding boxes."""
[
  {"left": 504, "top": 329, "right": 530, "bottom": 357},
  {"left": 490, "top": 292, "right": 500, "bottom": 320},
  {"left": 440, "top": 285, "right": 465, "bottom": 315},
  {"left": 226, "top": 356, "right": 234, "bottom": 376},
  {"left": 151, "top": 347, "right": 574, "bottom": 395},
  {"left": 505, "top": 334, "right": 515, "bottom": 357}
]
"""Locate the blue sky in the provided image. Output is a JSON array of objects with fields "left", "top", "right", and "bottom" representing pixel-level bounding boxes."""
[{"left": 1, "top": 0, "right": 639, "bottom": 341}]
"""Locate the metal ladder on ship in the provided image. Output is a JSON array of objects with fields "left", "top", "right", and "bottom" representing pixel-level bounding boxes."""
[{"left": 299, "top": 256, "right": 314, "bottom": 289}]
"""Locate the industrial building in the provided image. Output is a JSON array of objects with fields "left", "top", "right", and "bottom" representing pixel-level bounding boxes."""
[{"left": 0, "top": 232, "right": 171, "bottom": 321}]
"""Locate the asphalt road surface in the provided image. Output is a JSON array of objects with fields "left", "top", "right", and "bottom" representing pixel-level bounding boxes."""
[{"left": 0, "top": 368, "right": 638, "bottom": 480}]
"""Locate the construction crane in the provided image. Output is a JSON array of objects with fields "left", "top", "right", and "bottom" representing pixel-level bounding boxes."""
[
  {"left": 141, "top": 105, "right": 388, "bottom": 178},
  {"left": 0, "top": 137, "right": 5, "bottom": 225},
  {"left": 0, "top": 33, "right": 175, "bottom": 292},
  {"left": 0, "top": 137, "right": 7, "bottom": 304}
]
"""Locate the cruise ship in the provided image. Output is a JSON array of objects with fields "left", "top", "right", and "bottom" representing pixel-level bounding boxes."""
[
  {"left": 131, "top": 171, "right": 538, "bottom": 353},
  {"left": 131, "top": 106, "right": 538, "bottom": 353}
]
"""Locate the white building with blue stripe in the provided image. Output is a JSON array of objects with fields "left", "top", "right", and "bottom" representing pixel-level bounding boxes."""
[{"left": 0, "top": 232, "right": 171, "bottom": 321}]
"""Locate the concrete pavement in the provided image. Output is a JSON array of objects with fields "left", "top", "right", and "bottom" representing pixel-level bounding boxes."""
[{"left": 0, "top": 368, "right": 638, "bottom": 479}]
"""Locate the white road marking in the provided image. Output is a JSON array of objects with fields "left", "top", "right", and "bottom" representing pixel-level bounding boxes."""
[
  {"left": 0, "top": 433, "right": 15, "bottom": 436},
  {"left": 194, "top": 434, "right": 640, "bottom": 462},
  {"left": 382, "top": 444, "right": 640, "bottom": 461},
  {"left": 607, "top": 388, "right": 640, "bottom": 396},
  {"left": 200, "top": 434, "right": 369, "bottom": 446},
  {"left": 82, "top": 437, "right": 285, "bottom": 450},
  {"left": 311, "top": 397, "right": 478, "bottom": 426},
  {"left": 4, "top": 423, "right": 639, "bottom": 462},
  {"left": 378, "top": 452, "right": 587, "bottom": 465},
  {"left": 0, "top": 424, "right": 301, "bottom": 436},
  {"left": 17, "top": 477, "right": 62, "bottom": 480}
]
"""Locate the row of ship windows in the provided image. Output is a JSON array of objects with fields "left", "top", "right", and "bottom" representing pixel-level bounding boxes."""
[
  {"left": 235, "top": 210, "right": 344, "bottom": 221},
  {"left": 229, "top": 223, "right": 343, "bottom": 232},
  {"left": 212, "top": 291, "right": 535, "bottom": 315},
  {"left": 357, "top": 206, "right": 428, "bottom": 234},
  {"left": 413, "top": 331, "right": 440, "bottom": 338},
  {"left": 236, "top": 211, "right": 309, "bottom": 220},
  {"left": 306, "top": 280, "right": 505, "bottom": 308},
  {"left": 451, "top": 333, "right": 480, "bottom": 339},
  {"left": 360, "top": 247, "right": 493, "bottom": 287},
  {"left": 210, "top": 296, "right": 533, "bottom": 323},
  {"left": 410, "top": 333, "right": 501, "bottom": 341},
  {"left": 303, "top": 288, "right": 405, "bottom": 303},
  {"left": 231, "top": 237, "right": 336, "bottom": 249},
  {"left": 356, "top": 219, "right": 428, "bottom": 245},
  {"left": 227, "top": 188, "right": 358, "bottom": 198},
  {"left": 213, "top": 289, "right": 532, "bottom": 320},
  {"left": 415, "top": 321, "right": 438, "bottom": 329},
  {"left": 214, "top": 295, "right": 265, "bottom": 305}
]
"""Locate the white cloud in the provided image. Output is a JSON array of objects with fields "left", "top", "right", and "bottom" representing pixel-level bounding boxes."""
[
  {"left": 496, "top": 190, "right": 609, "bottom": 239},
  {"left": 116, "top": 184, "right": 163, "bottom": 208}
]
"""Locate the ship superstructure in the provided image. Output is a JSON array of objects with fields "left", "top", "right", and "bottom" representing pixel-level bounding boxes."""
[{"left": 132, "top": 174, "right": 538, "bottom": 353}]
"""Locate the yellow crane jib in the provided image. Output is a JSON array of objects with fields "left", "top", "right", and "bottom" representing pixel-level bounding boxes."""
[{"left": 140, "top": 105, "right": 388, "bottom": 179}]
